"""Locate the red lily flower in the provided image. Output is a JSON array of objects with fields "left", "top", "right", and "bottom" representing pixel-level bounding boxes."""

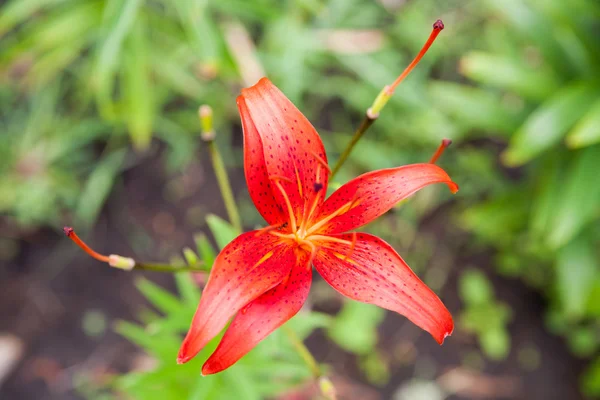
[{"left": 178, "top": 78, "right": 458, "bottom": 374}]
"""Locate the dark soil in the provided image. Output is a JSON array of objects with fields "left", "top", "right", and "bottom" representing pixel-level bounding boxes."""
[{"left": 0, "top": 147, "right": 588, "bottom": 400}]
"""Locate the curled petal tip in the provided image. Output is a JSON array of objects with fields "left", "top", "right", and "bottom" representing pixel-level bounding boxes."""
[
  {"left": 448, "top": 181, "right": 459, "bottom": 194},
  {"left": 201, "top": 359, "right": 223, "bottom": 376},
  {"left": 438, "top": 329, "right": 453, "bottom": 345},
  {"left": 257, "top": 76, "right": 271, "bottom": 86},
  {"left": 201, "top": 363, "right": 215, "bottom": 376},
  {"left": 177, "top": 352, "right": 192, "bottom": 365},
  {"left": 437, "top": 319, "right": 454, "bottom": 345}
]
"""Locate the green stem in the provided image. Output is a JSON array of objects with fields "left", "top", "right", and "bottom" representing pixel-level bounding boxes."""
[
  {"left": 330, "top": 114, "right": 376, "bottom": 179},
  {"left": 207, "top": 140, "right": 243, "bottom": 233},
  {"left": 132, "top": 262, "right": 205, "bottom": 273},
  {"left": 281, "top": 325, "right": 321, "bottom": 378}
]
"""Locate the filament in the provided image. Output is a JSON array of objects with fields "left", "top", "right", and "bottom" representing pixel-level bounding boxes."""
[
  {"left": 307, "top": 235, "right": 353, "bottom": 247},
  {"left": 342, "top": 232, "right": 357, "bottom": 261},
  {"left": 388, "top": 19, "right": 445, "bottom": 94},
  {"left": 310, "top": 150, "right": 331, "bottom": 175},
  {"left": 306, "top": 198, "right": 360, "bottom": 236},
  {"left": 63, "top": 227, "right": 110, "bottom": 263},
  {"left": 429, "top": 139, "right": 452, "bottom": 164},
  {"left": 270, "top": 178, "right": 297, "bottom": 233}
]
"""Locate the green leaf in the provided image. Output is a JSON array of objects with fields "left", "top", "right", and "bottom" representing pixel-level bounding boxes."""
[
  {"left": 529, "top": 155, "right": 565, "bottom": 238},
  {"left": 566, "top": 98, "right": 600, "bottom": 148},
  {"left": 566, "top": 327, "right": 598, "bottom": 357},
  {"left": 327, "top": 301, "right": 385, "bottom": 355},
  {"left": 182, "top": 247, "right": 198, "bottom": 266},
  {"left": 459, "top": 190, "right": 529, "bottom": 247},
  {"left": 0, "top": 0, "right": 67, "bottom": 37},
  {"left": 547, "top": 145, "right": 600, "bottom": 248},
  {"left": 502, "top": 82, "right": 598, "bottom": 166},
  {"left": 582, "top": 356, "right": 600, "bottom": 397},
  {"left": 459, "top": 270, "right": 493, "bottom": 307},
  {"left": 428, "top": 81, "right": 521, "bottom": 135},
  {"left": 285, "top": 311, "right": 332, "bottom": 340},
  {"left": 479, "top": 328, "right": 510, "bottom": 361},
  {"left": 194, "top": 233, "right": 216, "bottom": 268},
  {"left": 94, "top": 0, "right": 142, "bottom": 118},
  {"left": 172, "top": 0, "right": 221, "bottom": 66},
  {"left": 174, "top": 273, "right": 200, "bottom": 306},
  {"left": 484, "top": 0, "right": 573, "bottom": 75},
  {"left": 123, "top": 17, "right": 154, "bottom": 150},
  {"left": 115, "top": 321, "right": 181, "bottom": 362},
  {"left": 555, "top": 234, "right": 598, "bottom": 319},
  {"left": 205, "top": 214, "right": 238, "bottom": 249},
  {"left": 75, "top": 148, "right": 127, "bottom": 227},
  {"left": 135, "top": 278, "right": 182, "bottom": 315},
  {"left": 585, "top": 280, "right": 600, "bottom": 318},
  {"left": 460, "top": 52, "right": 559, "bottom": 100}
]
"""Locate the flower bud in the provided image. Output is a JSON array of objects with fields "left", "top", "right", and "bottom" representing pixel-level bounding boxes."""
[
  {"left": 199, "top": 105, "right": 215, "bottom": 141},
  {"left": 108, "top": 254, "right": 135, "bottom": 271}
]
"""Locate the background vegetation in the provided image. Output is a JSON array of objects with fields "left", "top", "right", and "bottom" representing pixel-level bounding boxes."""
[{"left": 1, "top": 0, "right": 599, "bottom": 398}]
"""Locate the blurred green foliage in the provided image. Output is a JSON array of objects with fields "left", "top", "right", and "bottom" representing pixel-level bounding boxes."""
[
  {"left": 459, "top": 270, "right": 511, "bottom": 361},
  {"left": 429, "top": 0, "right": 600, "bottom": 394}
]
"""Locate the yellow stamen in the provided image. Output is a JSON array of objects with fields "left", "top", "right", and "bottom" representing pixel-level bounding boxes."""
[
  {"left": 298, "top": 164, "right": 324, "bottom": 234},
  {"left": 310, "top": 150, "right": 331, "bottom": 175},
  {"left": 304, "top": 241, "right": 319, "bottom": 270},
  {"left": 303, "top": 192, "right": 322, "bottom": 231},
  {"left": 306, "top": 198, "right": 361, "bottom": 236},
  {"left": 294, "top": 164, "right": 303, "bottom": 199},
  {"left": 270, "top": 174, "right": 294, "bottom": 184},
  {"left": 306, "top": 235, "right": 353, "bottom": 247},
  {"left": 268, "top": 231, "right": 295, "bottom": 240},
  {"left": 330, "top": 251, "right": 360, "bottom": 266},
  {"left": 251, "top": 250, "right": 275, "bottom": 271},
  {"left": 271, "top": 177, "right": 298, "bottom": 233},
  {"left": 255, "top": 222, "right": 287, "bottom": 236},
  {"left": 343, "top": 232, "right": 357, "bottom": 261}
]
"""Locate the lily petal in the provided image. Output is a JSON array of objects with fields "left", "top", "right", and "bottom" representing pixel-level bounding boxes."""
[
  {"left": 202, "top": 253, "right": 312, "bottom": 374},
  {"left": 313, "top": 233, "right": 453, "bottom": 344},
  {"left": 314, "top": 163, "right": 458, "bottom": 234},
  {"left": 239, "top": 94, "right": 287, "bottom": 225},
  {"left": 238, "top": 78, "right": 329, "bottom": 225},
  {"left": 178, "top": 231, "right": 296, "bottom": 364}
]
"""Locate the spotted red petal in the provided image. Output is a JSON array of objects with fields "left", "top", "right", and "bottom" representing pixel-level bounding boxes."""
[
  {"left": 239, "top": 95, "right": 287, "bottom": 225},
  {"left": 177, "top": 231, "right": 296, "bottom": 364},
  {"left": 313, "top": 232, "right": 453, "bottom": 344},
  {"left": 202, "top": 252, "right": 312, "bottom": 374},
  {"left": 313, "top": 163, "right": 458, "bottom": 234},
  {"left": 238, "top": 78, "right": 329, "bottom": 226}
]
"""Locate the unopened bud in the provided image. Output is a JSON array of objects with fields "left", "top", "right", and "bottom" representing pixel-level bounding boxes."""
[
  {"left": 199, "top": 105, "right": 215, "bottom": 141},
  {"left": 108, "top": 254, "right": 135, "bottom": 271},
  {"left": 318, "top": 376, "right": 337, "bottom": 400}
]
